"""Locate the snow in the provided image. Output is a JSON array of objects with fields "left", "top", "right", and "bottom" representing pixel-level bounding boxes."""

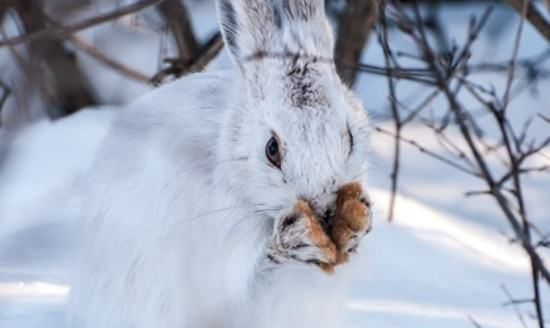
[
  {"left": 1, "top": 177, "right": 547, "bottom": 327},
  {"left": 0, "top": 1, "right": 549, "bottom": 327}
]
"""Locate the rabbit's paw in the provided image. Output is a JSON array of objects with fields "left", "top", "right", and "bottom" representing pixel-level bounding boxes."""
[
  {"left": 330, "top": 182, "right": 372, "bottom": 264},
  {"left": 267, "top": 200, "right": 337, "bottom": 273}
]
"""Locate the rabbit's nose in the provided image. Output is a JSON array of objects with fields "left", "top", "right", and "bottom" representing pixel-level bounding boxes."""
[{"left": 303, "top": 197, "right": 336, "bottom": 225}]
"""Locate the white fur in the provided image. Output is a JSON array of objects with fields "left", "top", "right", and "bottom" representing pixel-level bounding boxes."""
[{"left": 68, "top": 1, "right": 370, "bottom": 327}]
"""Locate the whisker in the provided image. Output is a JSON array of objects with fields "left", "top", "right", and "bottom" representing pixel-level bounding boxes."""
[
  {"left": 171, "top": 203, "right": 271, "bottom": 226},
  {"left": 224, "top": 207, "right": 280, "bottom": 247},
  {"left": 350, "top": 166, "right": 369, "bottom": 182},
  {"left": 175, "top": 157, "right": 248, "bottom": 175}
]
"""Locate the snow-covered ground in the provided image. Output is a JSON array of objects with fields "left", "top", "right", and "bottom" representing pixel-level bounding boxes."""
[{"left": 0, "top": 1, "right": 549, "bottom": 327}]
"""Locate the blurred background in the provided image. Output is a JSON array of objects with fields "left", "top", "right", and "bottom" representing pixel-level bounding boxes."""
[{"left": 0, "top": 0, "right": 549, "bottom": 327}]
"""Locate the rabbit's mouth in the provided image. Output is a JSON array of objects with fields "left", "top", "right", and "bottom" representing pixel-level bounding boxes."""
[{"left": 298, "top": 198, "right": 336, "bottom": 234}]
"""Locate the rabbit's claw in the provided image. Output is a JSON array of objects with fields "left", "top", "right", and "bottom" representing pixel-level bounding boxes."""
[
  {"left": 267, "top": 200, "right": 337, "bottom": 273},
  {"left": 330, "top": 182, "right": 372, "bottom": 264}
]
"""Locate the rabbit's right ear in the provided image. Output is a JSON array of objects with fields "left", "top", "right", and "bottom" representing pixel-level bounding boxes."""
[{"left": 216, "top": 0, "right": 334, "bottom": 66}]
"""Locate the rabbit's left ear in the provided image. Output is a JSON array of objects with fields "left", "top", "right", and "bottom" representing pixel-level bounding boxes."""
[{"left": 216, "top": 0, "right": 334, "bottom": 65}]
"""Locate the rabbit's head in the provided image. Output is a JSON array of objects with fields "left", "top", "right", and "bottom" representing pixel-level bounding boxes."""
[{"left": 216, "top": 0, "right": 369, "bottom": 220}]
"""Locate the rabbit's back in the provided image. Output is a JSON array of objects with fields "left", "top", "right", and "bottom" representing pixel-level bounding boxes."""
[
  {"left": 68, "top": 70, "right": 236, "bottom": 328},
  {"left": 116, "top": 70, "right": 232, "bottom": 170}
]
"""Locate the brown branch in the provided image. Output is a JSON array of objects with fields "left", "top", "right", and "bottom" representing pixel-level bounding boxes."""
[
  {"left": 14, "top": 0, "right": 96, "bottom": 118},
  {"left": 0, "top": 26, "right": 36, "bottom": 126},
  {"left": 68, "top": 34, "right": 150, "bottom": 83},
  {"left": 187, "top": 33, "right": 224, "bottom": 71},
  {"left": 505, "top": 0, "right": 550, "bottom": 41},
  {"left": 157, "top": 0, "right": 198, "bottom": 63},
  {"left": 36, "top": 12, "right": 150, "bottom": 84},
  {"left": 0, "top": 0, "right": 165, "bottom": 48},
  {"left": 0, "top": 80, "right": 10, "bottom": 126},
  {"left": 335, "top": 0, "right": 382, "bottom": 86},
  {"left": 151, "top": 32, "right": 223, "bottom": 85}
]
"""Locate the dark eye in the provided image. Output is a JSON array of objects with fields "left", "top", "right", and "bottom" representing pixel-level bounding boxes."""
[
  {"left": 266, "top": 136, "right": 282, "bottom": 169},
  {"left": 347, "top": 126, "right": 354, "bottom": 156}
]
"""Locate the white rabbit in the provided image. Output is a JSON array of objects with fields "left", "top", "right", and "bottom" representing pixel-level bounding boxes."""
[{"left": 68, "top": 0, "right": 372, "bottom": 327}]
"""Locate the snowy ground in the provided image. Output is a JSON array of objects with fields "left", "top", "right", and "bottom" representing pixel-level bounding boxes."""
[{"left": 0, "top": 1, "right": 549, "bottom": 327}]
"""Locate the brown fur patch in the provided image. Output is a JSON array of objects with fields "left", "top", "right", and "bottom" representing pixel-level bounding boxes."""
[
  {"left": 295, "top": 201, "right": 337, "bottom": 259},
  {"left": 295, "top": 200, "right": 337, "bottom": 271},
  {"left": 286, "top": 63, "right": 328, "bottom": 109},
  {"left": 288, "top": 186, "right": 370, "bottom": 272},
  {"left": 331, "top": 182, "right": 370, "bottom": 264}
]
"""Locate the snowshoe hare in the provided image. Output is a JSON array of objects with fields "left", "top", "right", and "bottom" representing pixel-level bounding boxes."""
[{"left": 68, "top": 0, "right": 372, "bottom": 327}]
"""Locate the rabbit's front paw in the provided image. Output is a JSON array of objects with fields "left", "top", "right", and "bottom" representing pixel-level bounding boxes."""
[
  {"left": 330, "top": 183, "right": 372, "bottom": 264},
  {"left": 267, "top": 201, "right": 337, "bottom": 272}
]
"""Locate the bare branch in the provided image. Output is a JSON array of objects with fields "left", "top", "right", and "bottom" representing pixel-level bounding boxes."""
[
  {"left": 362, "top": 3, "right": 549, "bottom": 325},
  {"left": 0, "top": 0, "right": 165, "bottom": 48},
  {"left": 151, "top": 32, "right": 223, "bottom": 85},
  {"left": 378, "top": 8, "right": 401, "bottom": 222},
  {"left": 468, "top": 315, "right": 484, "bottom": 328},
  {"left": 14, "top": 0, "right": 96, "bottom": 117},
  {"left": 68, "top": 34, "right": 150, "bottom": 83},
  {"left": 538, "top": 113, "right": 550, "bottom": 124},
  {"left": 187, "top": 33, "right": 223, "bottom": 70},
  {"left": 375, "top": 126, "right": 479, "bottom": 177},
  {"left": 502, "top": 0, "right": 527, "bottom": 111},
  {"left": 0, "top": 80, "right": 10, "bottom": 126},
  {"left": 156, "top": 0, "right": 198, "bottom": 63},
  {"left": 408, "top": 3, "right": 550, "bottom": 286},
  {"left": 501, "top": 284, "right": 529, "bottom": 328},
  {"left": 335, "top": 0, "right": 382, "bottom": 86},
  {"left": 505, "top": 0, "right": 550, "bottom": 41}
]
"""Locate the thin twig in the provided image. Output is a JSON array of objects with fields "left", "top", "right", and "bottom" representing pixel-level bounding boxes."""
[
  {"left": 379, "top": 7, "right": 401, "bottom": 222},
  {"left": 501, "top": 284, "right": 529, "bottom": 328},
  {"left": 468, "top": 315, "right": 484, "bottom": 328},
  {"left": 504, "top": 0, "right": 550, "bottom": 41},
  {"left": 151, "top": 32, "right": 223, "bottom": 85},
  {"left": 0, "top": 0, "right": 165, "bottom": 48},
  {"left": 156, "top": 0, "right": 198, "bottom": 63},
  {"left": 374, "top": 126, "right": 479, "bottom": 177},
  {"left": 502, "top": 0, "right": 527, "bottom": 111},
  {"left": 68, "top": 34, "right": 150, "bottom": 83},
  {"left": 0, "top": 80, "right": 10, "bottom": 126},
  {"left": 538, "top": 113, "right": 550, "bottom": 124}
]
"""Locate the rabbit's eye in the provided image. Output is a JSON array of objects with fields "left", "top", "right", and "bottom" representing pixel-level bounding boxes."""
[
  {"left": 347, "top": 126, "right": 354, "bottom": 157},
  {"left": 266, "top": 136, "right": 282, "bottom": 169}
]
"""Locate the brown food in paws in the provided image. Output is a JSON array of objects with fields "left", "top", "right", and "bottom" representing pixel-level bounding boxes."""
[
  {"left": 331, "top": 182, "right": 370, "bottom": 264},
  {"left": 294, "top": 201, "right": 337, "bottom": 273}
]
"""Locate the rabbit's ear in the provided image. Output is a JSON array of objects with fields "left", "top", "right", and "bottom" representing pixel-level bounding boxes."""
[{"left": 216, "top": 0, "right": 334, "bottom": 64}]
